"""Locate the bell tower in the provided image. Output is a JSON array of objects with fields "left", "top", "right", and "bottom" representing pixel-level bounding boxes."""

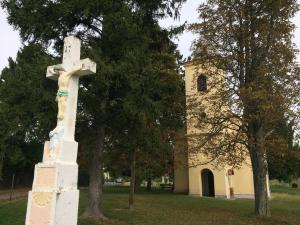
[{"left": 174, "top": 60, "right": 259, "bottom": 199}]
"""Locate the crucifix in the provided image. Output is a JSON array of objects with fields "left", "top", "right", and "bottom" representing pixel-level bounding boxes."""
[
  {"left": 25, "top": 36, "right": 96, "bottom": 225},
  {"left": 46, "top": 36, "right": 96, "bottom": 144}
]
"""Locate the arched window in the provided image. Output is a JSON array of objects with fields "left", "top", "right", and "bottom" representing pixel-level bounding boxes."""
[
  {"left": 197, "top": 75, "right": 207, "bottom": 92},
  {"left": 200, "top": 112, "right": 207, "bottom": 119}
]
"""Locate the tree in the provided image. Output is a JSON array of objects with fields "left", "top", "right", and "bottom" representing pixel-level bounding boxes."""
[
  {"left": 188, "top": 0, "right": 300, "bottom": 217},
  {"left": 0, "top": 44, "right": 57, "bottom": 185},
  {"left": 268, "top": 119, "right": 300, "bottom": 183},
  {"left": 112, "top": 23, "right": 184, "bottom": 208},
  {"left": 2, "top": 0, "right": 186, "bottom": 217},
  {"left": 103, "top": 21, "right": 184, "bottom": 206}
]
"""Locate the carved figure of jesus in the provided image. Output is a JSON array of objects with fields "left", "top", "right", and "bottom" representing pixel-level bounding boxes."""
[{"left": 50, "top": 64, "right": 83, "bottom": 120}]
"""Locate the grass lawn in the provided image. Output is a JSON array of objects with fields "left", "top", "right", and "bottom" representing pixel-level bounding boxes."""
[{"left": 0, "top": 186, "right": 299, "bottom": 225}]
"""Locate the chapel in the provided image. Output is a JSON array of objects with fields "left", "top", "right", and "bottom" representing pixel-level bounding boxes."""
[{"left": 174, "top": 60, "right": 270, "bottom": 198}]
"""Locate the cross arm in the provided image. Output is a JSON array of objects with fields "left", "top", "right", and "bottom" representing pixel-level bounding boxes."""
[{"left": 46, "top": 58, "right": 97, "bottom": 80}]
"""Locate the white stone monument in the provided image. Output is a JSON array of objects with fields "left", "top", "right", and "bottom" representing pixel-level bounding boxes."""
[{"left": 25, "top": 36, "right": 96, "bottom": 225}]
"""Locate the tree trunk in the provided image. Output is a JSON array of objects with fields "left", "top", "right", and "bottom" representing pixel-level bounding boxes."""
[
  {"left": 134, "top": 176, "right": 142, "bottom": 192},
  {"left": 0, "top": 151, "right": 4, "bottom": 181},
  {"left": 248, "top": 125, "right": 271, "bottom": 217},
  {"left": 146, "top": 177, "right": 152, "bottom": 191},
  {"left": 129, "top": 149, "right": 136, "bottom": 210},
  {"left": 250, "top": 150, "right": 270, "bottom": 217},
  {"left": 82, "top": 126, "right": 105, "bottom": 219}
]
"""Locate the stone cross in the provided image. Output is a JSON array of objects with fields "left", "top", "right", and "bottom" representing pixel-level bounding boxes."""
[
  {"left": 46, "top": 36, "right": 96, "bottom": 141},
  {"left": 25, "top": 36, "right": 96, "bottom": 225}
]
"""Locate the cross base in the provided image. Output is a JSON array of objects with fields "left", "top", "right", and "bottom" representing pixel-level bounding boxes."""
[
  {"left": 25, "top": 36, "right": 96, "bottom": 225},
  {"left": 26, "top": 190, "right": 79, "bottom": 225},
  {"left": 25, "top": 141, "right": 79, "bottom": 225}
]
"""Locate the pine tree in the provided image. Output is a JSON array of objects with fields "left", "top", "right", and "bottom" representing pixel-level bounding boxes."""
[
  {"left": 0, "top": 44, "right": 57, "bottom": 184},
  {"left": 2, "top": 0, "right": 186, "bottom": 217}
]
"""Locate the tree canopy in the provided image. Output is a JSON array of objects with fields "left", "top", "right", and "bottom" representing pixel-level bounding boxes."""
[
  {"left": 188, "top": 0, "right": 300, "bottom": 217},
  {"left": 0, "top": 44, "right": 57, "bottom": 184},
  {"left": 1, "top": 0, "right": 186, "bottom": 217}
]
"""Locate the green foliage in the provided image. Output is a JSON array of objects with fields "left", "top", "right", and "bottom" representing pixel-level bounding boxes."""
[
  {"left": 1, "top": 0, "right": 186, "bottom": 186},
  {"left": 0, "top": 44, "right": 57, "bottom": 184},
  {"left": 188, "top": 0, "right": 300, "bottom": 216},
  {"left": 1, "top": 0, "right": 186, "bottom": 49},
  {"left": 268, "top": 120, "right": 300, "bottom": 183},
  {"left": 188, "top": 0, "right": 300, "bottom": 165}
]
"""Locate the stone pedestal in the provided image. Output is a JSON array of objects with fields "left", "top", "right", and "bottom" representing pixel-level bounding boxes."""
[
  {"left": 25, "top": 141, "right": 79, "bottom": 225},
  {"left": 25, "top": 36, "right": 96, "bottom": 225}
]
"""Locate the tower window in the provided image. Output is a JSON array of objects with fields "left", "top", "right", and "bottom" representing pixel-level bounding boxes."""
[
  {"left": 200, "top": 112, "right": 207, "bottom": 119},
  {"left": 197, "top": 75, "right": 207, "bottom": 92}
]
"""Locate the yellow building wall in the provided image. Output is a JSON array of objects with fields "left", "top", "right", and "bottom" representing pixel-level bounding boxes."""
[
  {"left": 183, "top": 61, "right": 255, "bottom": 199},
  {"left": 189, "top": 165, "right": 228, "bottom": 197},
  {"left": 231, "top": 161, "right": 255, "bottom": 197}
]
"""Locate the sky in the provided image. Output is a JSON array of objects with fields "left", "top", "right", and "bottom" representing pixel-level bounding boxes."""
[{"left": 0, "top": 0, "right": 300, "bottom": 72}]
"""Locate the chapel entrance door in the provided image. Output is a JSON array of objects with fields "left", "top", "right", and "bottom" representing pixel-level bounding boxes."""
[{"left": 201, "top": 169, "right": 215, "bottom": 197}]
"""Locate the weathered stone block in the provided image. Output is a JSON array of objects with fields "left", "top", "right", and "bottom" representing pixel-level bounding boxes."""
[
  {"left": 34, "top": 167, "right": 56, "bottom": 190},
  {"left": 26, "top": 191, "right": 55, "bottom": 225},
  {"left": 32, "top": 163, "right": 78, "bottom": 192},
  {"left": 26, "top": 190, "right": 79, "bottom": 225},
  {"left": 43, "top": 141, "right": 78, "bottom": 163},
  {"left": 55, "top": 190, "right": 79, "bottom": 225}
]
